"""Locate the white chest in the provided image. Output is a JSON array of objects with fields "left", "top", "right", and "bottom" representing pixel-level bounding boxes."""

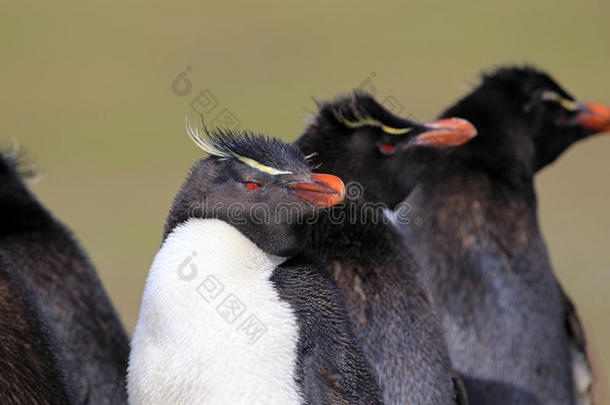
[{"left": 127, "top": 219, "right": 303, "bottom": 405}]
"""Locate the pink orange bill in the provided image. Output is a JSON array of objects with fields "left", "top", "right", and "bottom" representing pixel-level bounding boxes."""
[
  {"left": 415, "top": 118, "right": 477, "bottom": 147},
  {"left": 286, "top": 173, "right": 345, "bottom": 208},
  {"left": 577, "top": 102, "right": 610, "bottom": 133}
]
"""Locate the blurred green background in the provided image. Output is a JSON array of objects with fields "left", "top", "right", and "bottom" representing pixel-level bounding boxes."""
[{"left": 2, "top": 0, "right": 609, "bottom": 400}]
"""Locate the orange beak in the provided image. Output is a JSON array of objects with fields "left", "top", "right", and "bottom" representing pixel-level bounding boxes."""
[
  {"left": 286, "top": 173, "right": 345, "bottom": 208},
  {"left": 415, "top": 118, "right": 478, "bottom": 147},
  {"left": 577, "top": 102, "right": 610, "bottom": 133}
]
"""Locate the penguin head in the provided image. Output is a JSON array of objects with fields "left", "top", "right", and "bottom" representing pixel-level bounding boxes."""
[
  {"left": 165, "top": 121, "right": 345, "bottom": 257},
  {"left": 443, "top": 66, "right": 610, "bottom": 172},
  {"left": 297, "top": 92, "right": 476, "bottom": 208}
]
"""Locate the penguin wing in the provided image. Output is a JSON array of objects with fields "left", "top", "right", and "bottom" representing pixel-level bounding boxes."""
[
  {"left": 558, "top": 282, "right": 593, "bottom": 405},
  {"left": 0, "top": 250, "right": 75, "bottom": 405},
  {"left": 271, "top": 255, "right": 384, "bottom": 405}
]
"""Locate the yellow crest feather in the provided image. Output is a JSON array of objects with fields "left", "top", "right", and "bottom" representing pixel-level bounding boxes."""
[
  {"left": 541, "top": 91, "right": 578, "bottom": 111},
  {"left": 185, "top": 117, "right": 292, "bottom": 175},
  {"left": 332, "top": 103, "right": 412, "bottom": 135}
]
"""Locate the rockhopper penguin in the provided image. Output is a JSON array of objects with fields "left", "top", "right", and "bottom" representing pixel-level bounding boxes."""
[
  {"left": 127, "top": 121, "right": 384, "bottom": 405},
  {"left": 402, "top": 66, "right": 610, "bottom": 405},
  {"left": 296, "top": 92, "right": 477, "bottom": 405},
  {"left": 0, "top": 151, "right": 130, "bottom": 404}
]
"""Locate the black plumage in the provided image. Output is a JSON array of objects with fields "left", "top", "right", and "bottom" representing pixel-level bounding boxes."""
[
  {"left": 0, "top": 152, "right": 130, "bottom": 404},
  {"left": 0, "top": 251, "right": 75, "bottom": 405},
  {"left": 297, "top": 93, "right": 470, "bottom": 404},
  {"left": 402, "top": 66, "right": 608, "bottom": 404},
  {"left": 272, "top": 254, "right": 384, "bottom": 405}
]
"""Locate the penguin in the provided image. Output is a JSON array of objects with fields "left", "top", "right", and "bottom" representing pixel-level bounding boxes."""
[
  {"left": 0, "top": 250, "right": 75, "bottom": 405},
  {"left": 296, "top": 92, "right": 477, "bottom": 404},
  {"left": 401, "top": 66, "right": 610, "bottom": 404},
  {"left": 127, "top": 121, "right": 384, "bottom": 405},
  {"left": 0, "top": 151, "right": 130, "bottom": 404}
]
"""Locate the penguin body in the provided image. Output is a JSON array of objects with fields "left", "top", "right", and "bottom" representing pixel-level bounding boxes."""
[
  {"left": 405, "top": 168, "right": 574, "bottom": 404},
  {"left": 402, "top": 66, "right": 609, "bottom": 404},
  {"left": 0, "top": 152, "right": 130, "bottom": 404},
  {"left": 128, "top": 125, "right": 382, "bottom": 405},
  {"left": 297, "top": 93, "right": 476, "bottom": 404}
]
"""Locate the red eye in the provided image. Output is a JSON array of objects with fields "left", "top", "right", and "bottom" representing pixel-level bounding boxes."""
[
  {"left": 380, "top": 143, "right": 395, "bottom": 154},
  {"left": 245, "top": 182, "right": 261, "bottom": 190}
]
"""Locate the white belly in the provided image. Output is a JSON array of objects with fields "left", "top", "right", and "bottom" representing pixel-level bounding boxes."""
[{"left": 128, "top": 218, "right": 303, "bottom": 405}]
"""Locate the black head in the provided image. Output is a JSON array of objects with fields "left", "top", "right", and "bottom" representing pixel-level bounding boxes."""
[
  {"left": 443, "top": 66, "right": 610, "bottom": 174},
  {"left": 296, "top": 92, "right": 476, "bottom": 208},
  {"left": 165, "top": 121, "right": 345, "bottom": 257}
]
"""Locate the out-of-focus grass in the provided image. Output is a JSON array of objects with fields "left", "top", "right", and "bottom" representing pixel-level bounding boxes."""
[{"left": 1, "top": 0, "right": 609, "bottom": 400}]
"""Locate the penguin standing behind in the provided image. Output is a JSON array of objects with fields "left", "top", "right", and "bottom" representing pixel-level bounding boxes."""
[
  {"left": 127, "top": 122, "right": 383, "bottom": 405},
  {"left": 402, "top": 66, "right": 610, "bottom": 404},
  {"left": 0, "top": 250, "right": 75, "bottom": 405},
  {"left": 0, "top": 152, "right": 130, "bottom": 404},
  {"left": 296, "top": 93, "right": 477, "bottom": 404}
]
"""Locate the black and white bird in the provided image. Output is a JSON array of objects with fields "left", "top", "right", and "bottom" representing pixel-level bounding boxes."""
[
  {"left": 296, "top": 93, "right": 476, "bottom": 404},
  {"left": 0, "top": 151, "right": 130, "bottom": 404},
  {"left": 402, "top": 66, "right": 610, "bottom": 404},
  {"left": 127, "top": 121, "right": 384, "bottom": 405}
]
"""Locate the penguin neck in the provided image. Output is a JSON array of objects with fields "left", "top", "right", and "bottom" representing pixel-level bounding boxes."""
[
  {"left": 128, "top": 218, "right": 304, "bottom": 405},
  {"left": 414, "top": 160, "right": 539, "bottom": 223},
  {"left": 406, "top": 163, "right": 546, "bottom": 275},
  {"left": 307, "top": 199, "right": 403, "bottom": 267}
]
